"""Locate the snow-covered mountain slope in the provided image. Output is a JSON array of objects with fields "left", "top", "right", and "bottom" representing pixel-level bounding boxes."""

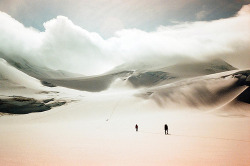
[
  {"left": 42, "top": 58, "right": 237, "bottom": 92},
  {"left": 0, "top": 58, "right": 42, "bottom": 89},
  {"left": 0, "top": 53, "right": 83, "bottom": 79}
]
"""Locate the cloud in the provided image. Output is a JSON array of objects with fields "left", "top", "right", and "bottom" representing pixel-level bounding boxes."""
[
  {"left": 196, "top": 10, "right": 210, "bottom": 20},
  {"left": 2, "top": 0, "right": 248, "bottom": 37},
  {"left": 0, "top": 5, "right": 250, "bottom": 75}
]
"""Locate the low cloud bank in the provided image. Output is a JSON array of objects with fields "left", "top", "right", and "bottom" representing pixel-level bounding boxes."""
[{"left": 0, "top": 5, "right": 249, "bottom": 75}]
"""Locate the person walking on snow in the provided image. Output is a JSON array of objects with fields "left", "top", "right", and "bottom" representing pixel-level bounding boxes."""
[
  {"left": 164, "top": 124, "right": 168, "bottom": 135},
  {"left": 135, "top": 124, "right": 138, "bottom": 132}
]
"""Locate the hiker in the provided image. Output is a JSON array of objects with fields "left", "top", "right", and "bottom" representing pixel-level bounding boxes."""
[
  {"left": 164, "top": 124, "right": 168, "bottom": 135},
  {"left": 135, "top": 124, "right": 138, "bottom": 132}
]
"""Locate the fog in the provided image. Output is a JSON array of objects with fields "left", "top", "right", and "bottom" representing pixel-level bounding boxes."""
[{"left": 0, "top": 5, "right": 249, "bottom": 75}]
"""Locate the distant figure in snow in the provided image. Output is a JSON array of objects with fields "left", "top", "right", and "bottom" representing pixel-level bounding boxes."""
[
  {"left": 164, "top": 124, "right": 168, "bottom": 135},
  {"left": 135, "top": 124, "right": 138, "bottom": 132}
]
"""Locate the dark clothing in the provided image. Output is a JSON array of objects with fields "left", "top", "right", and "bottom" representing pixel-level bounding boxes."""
[
  {"left": 164, "top": 124, "right": 168, "bottom": 135},
  {"left": 135, "top": 124, "right": 138, "bottom": 132}
]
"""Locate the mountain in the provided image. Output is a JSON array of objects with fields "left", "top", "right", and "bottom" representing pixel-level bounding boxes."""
[
  {"left": 43, "top": 71, "right": 134, "bottom": 92},
  {"left": 158, "top": 58, "right": 237, "bottom": 77},
  {"left": 0, "top": 58, "right": 42, "bottom": 89},
  {"left": 0, "top": 58, "right": 68, "bottom": 114},
  {"left": 0, "top": 53, "right": 83, "bottom": 79},
  {"left": 42, "top": 58, "right": 237, "bottom": 92}
]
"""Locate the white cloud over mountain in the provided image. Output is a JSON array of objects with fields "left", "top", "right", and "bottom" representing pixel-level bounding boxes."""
[{"left": 0, "top": 5, "right": 249, "bottom": 75}]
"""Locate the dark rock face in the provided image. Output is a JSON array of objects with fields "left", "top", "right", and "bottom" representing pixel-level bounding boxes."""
[
  {"left": 41, "top": 81, "right": 56, "bottom": 87},
  {"left": 128, "top": 71, "right": 175, "bottom": 87},
  {"left": 232, "top": 70, "right": 250, "bottom": 86},
  {"left": 246, "top": 76, "right": 250, "bottom": 86},
  {"left": 236, "top": 87, "right": 250, "bottom": 104},
  {"left": 0, "top": 97, "right": 65, "bottom": 114}
]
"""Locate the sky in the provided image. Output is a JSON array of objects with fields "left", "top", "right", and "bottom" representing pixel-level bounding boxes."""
[
  {"left": 1, "top": 0, "right": 250, "bottom": 37},
  {"left": 0, "top": 0, "right": 249, "bottom": 75}
]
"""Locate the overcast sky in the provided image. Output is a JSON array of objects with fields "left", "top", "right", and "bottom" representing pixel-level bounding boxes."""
[
  {"left": 0, "top": 1, "right": 249, "bottom": 75},
  {"left": 0, "top": 0, "right": 250, "bottom": 37}
]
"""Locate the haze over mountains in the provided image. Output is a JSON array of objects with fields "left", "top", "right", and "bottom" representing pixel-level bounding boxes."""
[
  {"left": 41, "top": 58, "right": 236, "bottom": 92},
  {"left": 0, "top": 55, "right": 249, "bottom": 114}
]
